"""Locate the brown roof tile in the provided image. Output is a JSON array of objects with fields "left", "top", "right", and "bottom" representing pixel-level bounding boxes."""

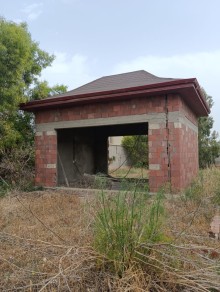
[
  {"left": 51, "top": 70, "right": 178, "bottom": 98},
  {"left": 20, "top": 70, "right": 210, "bottom": 117}
]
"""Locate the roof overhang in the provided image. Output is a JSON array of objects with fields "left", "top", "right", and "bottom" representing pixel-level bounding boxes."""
[{"left": 20, "top": 78, "right": 210, "bottom": 117}]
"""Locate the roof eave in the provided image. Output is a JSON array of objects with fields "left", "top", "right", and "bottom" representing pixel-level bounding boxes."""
[{"left": 20, "top": 78, "right": 210, "bottom": 117}]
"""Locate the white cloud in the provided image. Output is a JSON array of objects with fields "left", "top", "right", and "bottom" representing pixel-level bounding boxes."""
[
  {"left": 27, "top": 11, "right": 42, "bottom": 21},
  {"left": 13, "top": 18, "right": 23, "bottom": 24},
  {"left": 21, "top": 3, "right": 43, "bottom": 21},
  {"left": 113, "top": 51, "right": 220, "bottom": 132},
  {"left": 61, "top": 0, "right": 78, "bottom": 3},
  {"left": 41, "top": 52, "right": 96, "bottom": 90}
]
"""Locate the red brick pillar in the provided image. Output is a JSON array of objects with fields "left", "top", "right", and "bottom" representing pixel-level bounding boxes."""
[
  {"left": 179, "top": 123, "right": 199, "bottom": 188},
  {"left": 148, "top": 120, "right": 198, "bottom": 192},
  {"left": 35, "top": 130, "right": 57, "bottom": 187},
  {"left": 148, "top": 122, "right": 169, "bottom": 192}
]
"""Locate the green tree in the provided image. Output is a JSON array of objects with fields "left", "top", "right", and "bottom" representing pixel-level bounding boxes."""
[
  {"left": 29, "top": 81, "right": 68, "bottom": 100},
  {"left": 0, "top": 18, "right": 67, "bottom": 151},
  {"left": 0, "top": 18, "right": 54, "bottom": 110},
  {"left": 198, "top": 89, "right": 220, "bottom": 168},
  {"left": 122, "top": 135, "right": 148, "bottom": 167},
  {"left": 0, "top": 18, "right": 67, "bottom": 187}
]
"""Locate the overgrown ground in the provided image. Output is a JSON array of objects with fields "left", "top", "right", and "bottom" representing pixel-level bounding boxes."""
[
  {"left": 109, "top": 166, "right": 148, "bottom": 179},
  {"left": 0, "top": 168, "right": 220, "bottom": 291}
]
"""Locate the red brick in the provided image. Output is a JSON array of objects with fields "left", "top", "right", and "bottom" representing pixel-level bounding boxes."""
[{"left": 34, "top": 93, "right": 199, "bottom": 192}]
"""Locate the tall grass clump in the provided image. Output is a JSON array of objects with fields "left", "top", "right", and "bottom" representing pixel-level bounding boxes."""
[
  {"left": 93, "top": 182, "right": 165, "bottom": 275},
  {"left": 183, "top": 167, "right": 220, "bottom": 204}
]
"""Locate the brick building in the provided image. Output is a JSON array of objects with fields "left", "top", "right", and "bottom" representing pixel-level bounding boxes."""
[{"left": 20, "top": 70, "right": 210, "bottom": 192}]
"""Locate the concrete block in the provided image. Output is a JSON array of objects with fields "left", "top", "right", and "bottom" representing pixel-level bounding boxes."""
[
  {"left": 149, "top": 164, "right": 160, "bottom": 170},
  {"left": 46, "top": 164, "right": 56, "bottom": 169},
  {"left": 174, "top": 122, "right": 182, "bottom": 129},
  {"left": 149, "top": 123, "right": 160, "bottom": 130},
  {"left": 46, "top": 130, "right": 56, "bottom": 136},
  {"left": 35, "top": 132, "right": 43, "bottom": 136}
]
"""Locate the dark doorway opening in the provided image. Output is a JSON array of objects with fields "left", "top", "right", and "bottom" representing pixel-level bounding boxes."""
[{"left": 57, "top": 122, "right": 148, "bottom": 189}]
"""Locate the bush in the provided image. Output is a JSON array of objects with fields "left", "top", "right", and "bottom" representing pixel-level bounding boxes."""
[
  {"left": 183, "top": 167, "right": 220, "bottom": 204},
  {"left": 0, "top": 144, "right": 34, "bottom": 192},
  {"left": 93, "top": 183, "right": 165, "bottom": 275},
  {"left": 122, "top": 135, "right": 148, "bottom": 167}
]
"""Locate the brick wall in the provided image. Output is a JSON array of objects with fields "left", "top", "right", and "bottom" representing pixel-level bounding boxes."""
[
  {"left": 179, "top": 99, "right": 198, "bottom": 189},
  {"left": 35, "top": 95, "right": 178, "bottom": 124},
  {"left": 34, "top": 93, "right": 199, "bottom": 191},
  {"left": 35, "top": 131, "right": 57, "bottom": 187}
]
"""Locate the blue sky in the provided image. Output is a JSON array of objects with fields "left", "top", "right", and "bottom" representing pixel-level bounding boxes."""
[{"left": 1, "top": 0, "right": 220, "bottom": 132}]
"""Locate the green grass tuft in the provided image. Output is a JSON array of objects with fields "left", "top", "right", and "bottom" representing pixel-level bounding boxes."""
[{"left": 93, "top": 183, "right": 165, "bottom": 275}]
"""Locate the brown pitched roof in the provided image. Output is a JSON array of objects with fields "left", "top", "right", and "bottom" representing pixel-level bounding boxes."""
[
  {"left": 20, "top": 70, "right": 210, "bottom": 116},
  {"left": 51, "top": 70, "right": 177, "bottom": 98}
]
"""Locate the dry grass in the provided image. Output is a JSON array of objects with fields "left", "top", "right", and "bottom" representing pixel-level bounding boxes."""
[
  {"left": 0, "top": 168, "right": 220, "bottom": 291},
  {"left": 109, "top": 166, "right": 148, "bottom": 179},
  {"left": 0, "top": 190, "right": 94, "bottom": 291}
]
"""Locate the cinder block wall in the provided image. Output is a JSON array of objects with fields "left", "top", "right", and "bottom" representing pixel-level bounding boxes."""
[{"left": 34, "top": 94, "right": 198, "bottom": 192}]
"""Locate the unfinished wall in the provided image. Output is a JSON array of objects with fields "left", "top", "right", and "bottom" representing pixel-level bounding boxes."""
[{"left": 34, "top": 94, "right": 198, "bottom": 191}]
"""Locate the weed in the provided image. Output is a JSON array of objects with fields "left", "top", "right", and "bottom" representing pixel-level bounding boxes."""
[
  {"left": 183, "top": 167, "right": 220, "bottom": 204},
  {"left": 93, "top": 184, "right": 165, "bottom": 275},
  {"left": 0, "top": 176, "right": 11, "bottom": 197},
  {"left": 184, "top": 171, "right": 204, "bottom": 202},
  {"left": 93, "top": 173, "right": 110, "bottom": 189},
  {"left": 110, "top": 166, "right": 148, "bottom": 179}
]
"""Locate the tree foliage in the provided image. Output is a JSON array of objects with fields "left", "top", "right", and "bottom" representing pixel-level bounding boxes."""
[
  {"left": 0, "top": 18, "right": 67, "bottom": 151},
  {"left": 198, "top": 89, "right": 220, "bottom": 168},
  {"left": 122, "top": 135, "right": 148, "bottom": 167},
  {"left": 0, "top": 18, "right": 67, "bottom": 186},
  {"left": 0, "top": 18, "right": 54, "bottom": 109},
  {"left": 29, "top": 81, "right": 68, "bottom": 100}
]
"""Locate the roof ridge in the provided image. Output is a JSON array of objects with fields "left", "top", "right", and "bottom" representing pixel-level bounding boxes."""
[
  {"left": 46, "top": 70, "right": 178, "bottom": 99},
  {"left": 101, "top": 69, "right": 151, "bottom": 78},
  {"left": 59, "top": 70, "right": 154, "bottom": 96}
]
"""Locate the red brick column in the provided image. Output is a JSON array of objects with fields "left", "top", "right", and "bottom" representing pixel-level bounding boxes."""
[
  {"left": 148, "top": 120, "right": 198, "bottom": 192},
  {"left": 148, "top": 123, "right": 169, "bottom": 192},
  {"left": 179, "top": 124, "right": 199, "bottom": 188},
  {"left": 35, "top": 130, "right": 57, "bottom": 187}
]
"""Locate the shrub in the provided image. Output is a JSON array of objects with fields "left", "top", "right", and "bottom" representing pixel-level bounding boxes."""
[
  {"left": 122, "top": 135, "right": 148, "bottom": 167},
  {"left": 183, "top": 167, "right": 220, "bottom": 204},
  {"left": 0, "top": 144, "right": 34, "bottom": 192},
  {"left": 93, "top": 183, "right": 165, "bottom": 275}
]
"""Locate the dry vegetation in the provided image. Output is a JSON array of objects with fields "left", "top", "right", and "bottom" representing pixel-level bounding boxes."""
[
  {"left": 109, "top": 166, "right": 148, "bottom": 179},
  {"left": 0, "top": 168, "right": 220, "bottom": 291}
]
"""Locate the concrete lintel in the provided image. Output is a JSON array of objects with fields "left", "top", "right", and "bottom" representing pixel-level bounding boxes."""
[
  {"left": 149, "top": 164, "right": 160, "bottom": 170},
  {"left": 36, "top": 112, "right": 167, "bottom": 132},
  {"left": 35, "top": 111, "right": 198, "bottom": 134}
]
